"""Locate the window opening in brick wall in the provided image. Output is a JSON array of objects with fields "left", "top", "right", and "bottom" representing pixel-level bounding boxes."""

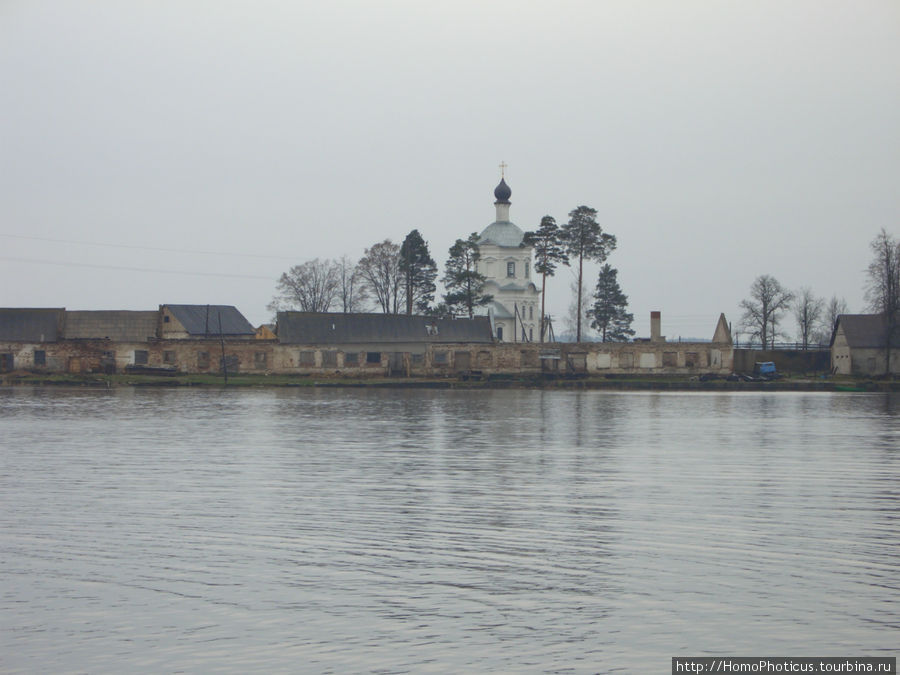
[
  {"left": 34, "top": 350, "right": 46, "bottom": 366},
  {"left": 197, "top": 351, "right": 210, "bottom": 368},
  {"left": 163, "top": 350, "right": 176, "bottom": 365},
  {"left": 134, "top": 350, "right": 148, "bottom": 365},
  {"left": 366, "top": 352, "right": 381, "bottom": 364}
]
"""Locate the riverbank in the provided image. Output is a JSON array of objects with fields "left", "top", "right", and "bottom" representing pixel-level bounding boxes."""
[{"left": 3, "top": 371, "right": 899, "bottom": 392}]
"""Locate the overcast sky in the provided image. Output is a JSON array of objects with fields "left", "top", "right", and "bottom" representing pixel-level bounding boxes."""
[{"left": 2, "top": 1, "right": 898, "bottom": 339}]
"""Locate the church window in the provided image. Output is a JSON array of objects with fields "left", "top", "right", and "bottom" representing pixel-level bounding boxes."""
[
  {"left": 497, "top": 326, "right": 503, "bottom": 340},
  {"left": 525, "top": 261, "right": 530, "bottom": 278},
  {"left": 529, "top": 305, "right": 533, "bottom": 319},
  {"left": 529, "top": 328, "right": 533, "bottom": 341},
  {"left": 507, "top": 262, "right": 515, "bottom": 277}
]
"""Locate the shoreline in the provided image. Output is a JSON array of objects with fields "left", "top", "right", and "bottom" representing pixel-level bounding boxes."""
[{"left": 2, "top": 372, "right": 898, "bottom": 392}]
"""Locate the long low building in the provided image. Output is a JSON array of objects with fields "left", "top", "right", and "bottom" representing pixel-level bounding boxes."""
[{"left": 1, "top": 307, "right": 735, "bottom": 377}]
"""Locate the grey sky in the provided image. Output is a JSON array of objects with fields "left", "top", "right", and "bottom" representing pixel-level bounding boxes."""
[{"left": 2, "top": 1, "right": 898, "bottom": 338}]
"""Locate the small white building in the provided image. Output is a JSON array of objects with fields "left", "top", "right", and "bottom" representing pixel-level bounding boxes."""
[{"left": 475, "top": 177, "right": 541, "bottom": 342}]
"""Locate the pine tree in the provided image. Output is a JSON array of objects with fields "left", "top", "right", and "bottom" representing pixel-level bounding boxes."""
[
  {"left": 559, "top": 206, "right": 616, "bottom": 342},
  {"left": 589, "top": 264, "right": 634, "bottom": 342},
  {"left": 399, "top": 229, "right": 437, "bottom": 315},
  {"left": 442, "top": 233, "right": 492, "bottom": 319},
  {"left": 523, "top": 215, "right": 567, "bottom": 342}
]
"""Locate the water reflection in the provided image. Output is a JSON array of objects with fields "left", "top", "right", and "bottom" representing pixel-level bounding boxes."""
[{"left": 1, "top": 388, "right": 898, "bottom": 672}]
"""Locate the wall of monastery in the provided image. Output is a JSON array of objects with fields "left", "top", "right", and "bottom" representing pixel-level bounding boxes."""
[{"left": 2, "top": 338, "right": 734, "bottom": 377}]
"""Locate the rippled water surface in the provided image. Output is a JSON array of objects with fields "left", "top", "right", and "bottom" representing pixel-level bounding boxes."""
[{"left": 1, "top": 387, "right": 898, "bottom": 673}]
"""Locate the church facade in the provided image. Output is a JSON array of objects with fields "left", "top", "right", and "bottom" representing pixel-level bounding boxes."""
[{"left": 475, "top": 177, "right": 541, "bottom": 342}]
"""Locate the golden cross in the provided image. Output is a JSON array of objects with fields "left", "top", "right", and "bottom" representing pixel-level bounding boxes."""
[{"left": 499, "top": 161, "right": 507, "bottom": 178}]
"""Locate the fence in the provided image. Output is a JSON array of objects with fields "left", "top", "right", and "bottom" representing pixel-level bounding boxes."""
[{"left": 732, "top": 341, "right": 830, "bottom": 351}]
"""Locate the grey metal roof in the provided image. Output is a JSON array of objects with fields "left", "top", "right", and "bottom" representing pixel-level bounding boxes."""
[
  {"left": 276, "top": 312, "right": 494, "bottom": 344},
  {"left": 64, "top": 311, "right": 158, "bottom": 342},
  {"left": 494, "top": 281, "right": 538, "bottom": 292},
  {"left": 479, "top": 221, "right": 525, "bottom": 248},
  {"left": 834, "top": 313, "right": 900, "bottom": 349},
  {"left": 0, "top": 308, "right": 63, "bottom": 342},
  {"left": 489, "top": 301, "right": 514, "bottom": 320},
  {"left": 164, "top": 305, "right": 256, "bottom": 336}
]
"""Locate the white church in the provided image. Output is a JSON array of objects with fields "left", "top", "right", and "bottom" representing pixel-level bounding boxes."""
[{"left": 475, "top": 174, "right": 541, "bottom": 342}]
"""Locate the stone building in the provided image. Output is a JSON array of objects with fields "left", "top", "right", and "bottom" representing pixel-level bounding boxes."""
[
  {"left": 475, "top": 176, "right": 541, "bottom": 342},
  {"left": 1, "top": 306, "right": 735, "bottom": 379},
  {"left": 275, "top": 312, "right": 494, "bottom": 376},
  {"left": 831, "top": 313, "right": 900, "bottom": 376}
]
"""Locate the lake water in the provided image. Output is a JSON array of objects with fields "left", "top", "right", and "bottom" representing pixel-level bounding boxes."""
[{"left": 1, "top": 387, "right": 898, "bottom": 673}]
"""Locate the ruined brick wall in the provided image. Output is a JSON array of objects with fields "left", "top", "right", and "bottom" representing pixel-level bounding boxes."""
[{"left": 1, "top": 338, "right": 735, "bottom": 377}]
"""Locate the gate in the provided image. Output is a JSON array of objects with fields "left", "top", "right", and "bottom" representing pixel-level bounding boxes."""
[{"left": 389, "top": 352, "right": 406, "bottom": 376}]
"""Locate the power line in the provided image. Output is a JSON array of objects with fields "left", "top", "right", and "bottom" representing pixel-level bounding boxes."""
[
  {"left": 0, "top": 233, "right": 297, "bottom": 261},
  {"left": 0, "top": 255, "right": 275, "bottom": 280}
]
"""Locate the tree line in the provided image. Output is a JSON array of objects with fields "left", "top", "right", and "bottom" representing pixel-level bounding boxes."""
[
  {"left": 738, "top": 228, "right": 899, "bottom": 350},
  {"left": 267, "top": 230, "right": 494, "bottom": 320},
  {"left": 268, "top": 206, "right": 632, "bottom": 343}
]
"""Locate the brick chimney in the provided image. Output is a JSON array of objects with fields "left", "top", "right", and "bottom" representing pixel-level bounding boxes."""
[{"left": 650, "top": 311, "right": 664, "bottom": 343}]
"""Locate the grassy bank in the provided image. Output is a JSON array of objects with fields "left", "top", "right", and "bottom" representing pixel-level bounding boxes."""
[{"left": 2, "top": 371, "right": 898, "bottom": 392}]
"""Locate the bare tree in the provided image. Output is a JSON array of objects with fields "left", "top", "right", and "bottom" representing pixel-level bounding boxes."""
[
  {"left": 817, "top": 295, "right": 849, "bottom": 343},
  {"left": 739, "top": 275, "right": 795, "bottom": 349},
  {"left": 336, "top": 256, "right": 368, "bottom": 313},
  {"left": 268, "top": 258, "right": 341, "bottom": 314},
  {"left": 794, "top": 287, "right": 825, "bottom": 349},
  {"left": 357, "top": 239, "right": 404, "bottom": 314},
  {"left": 864, "top": 228, "right": 900, "bottom": 373}
]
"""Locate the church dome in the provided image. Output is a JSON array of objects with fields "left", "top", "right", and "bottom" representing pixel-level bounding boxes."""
[
  {"left": 493, "top": 178, "right": 511, "bottom": 204},
  {"left": 479, "top": 220, "right": 525, "bottom": 247}
]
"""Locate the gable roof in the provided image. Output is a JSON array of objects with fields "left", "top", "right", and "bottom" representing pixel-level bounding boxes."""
[
  {"left": 0, "top": 308, "right": 63, "bottom": 342},
  {"left": 64, "top": 311, "right": 158, "bottom": 342},
  {"left": 276, "top": 312, "right": 494, "bottom": 344},
  {"left": 712, "top": 313, "right": 732, "bottom": 344},
  {"left": 163, "top": 305, "right": 255, "bottom": 336},
  {"left": 833, "top": 313, "right": 900, "bottom": 349}
]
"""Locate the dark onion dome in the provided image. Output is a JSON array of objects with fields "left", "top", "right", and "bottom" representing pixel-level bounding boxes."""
[{"left": 493, "top": 178, "right": 511, "bottom": 204}]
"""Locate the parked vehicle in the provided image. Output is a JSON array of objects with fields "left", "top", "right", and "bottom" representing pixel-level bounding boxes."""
[{"left": 753, "top": 361, "right": 779, "bottom": 379}]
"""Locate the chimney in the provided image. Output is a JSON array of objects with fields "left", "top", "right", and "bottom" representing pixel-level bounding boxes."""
[{"left": 650, "top": 311, "right": 664, "bottom": 343}]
